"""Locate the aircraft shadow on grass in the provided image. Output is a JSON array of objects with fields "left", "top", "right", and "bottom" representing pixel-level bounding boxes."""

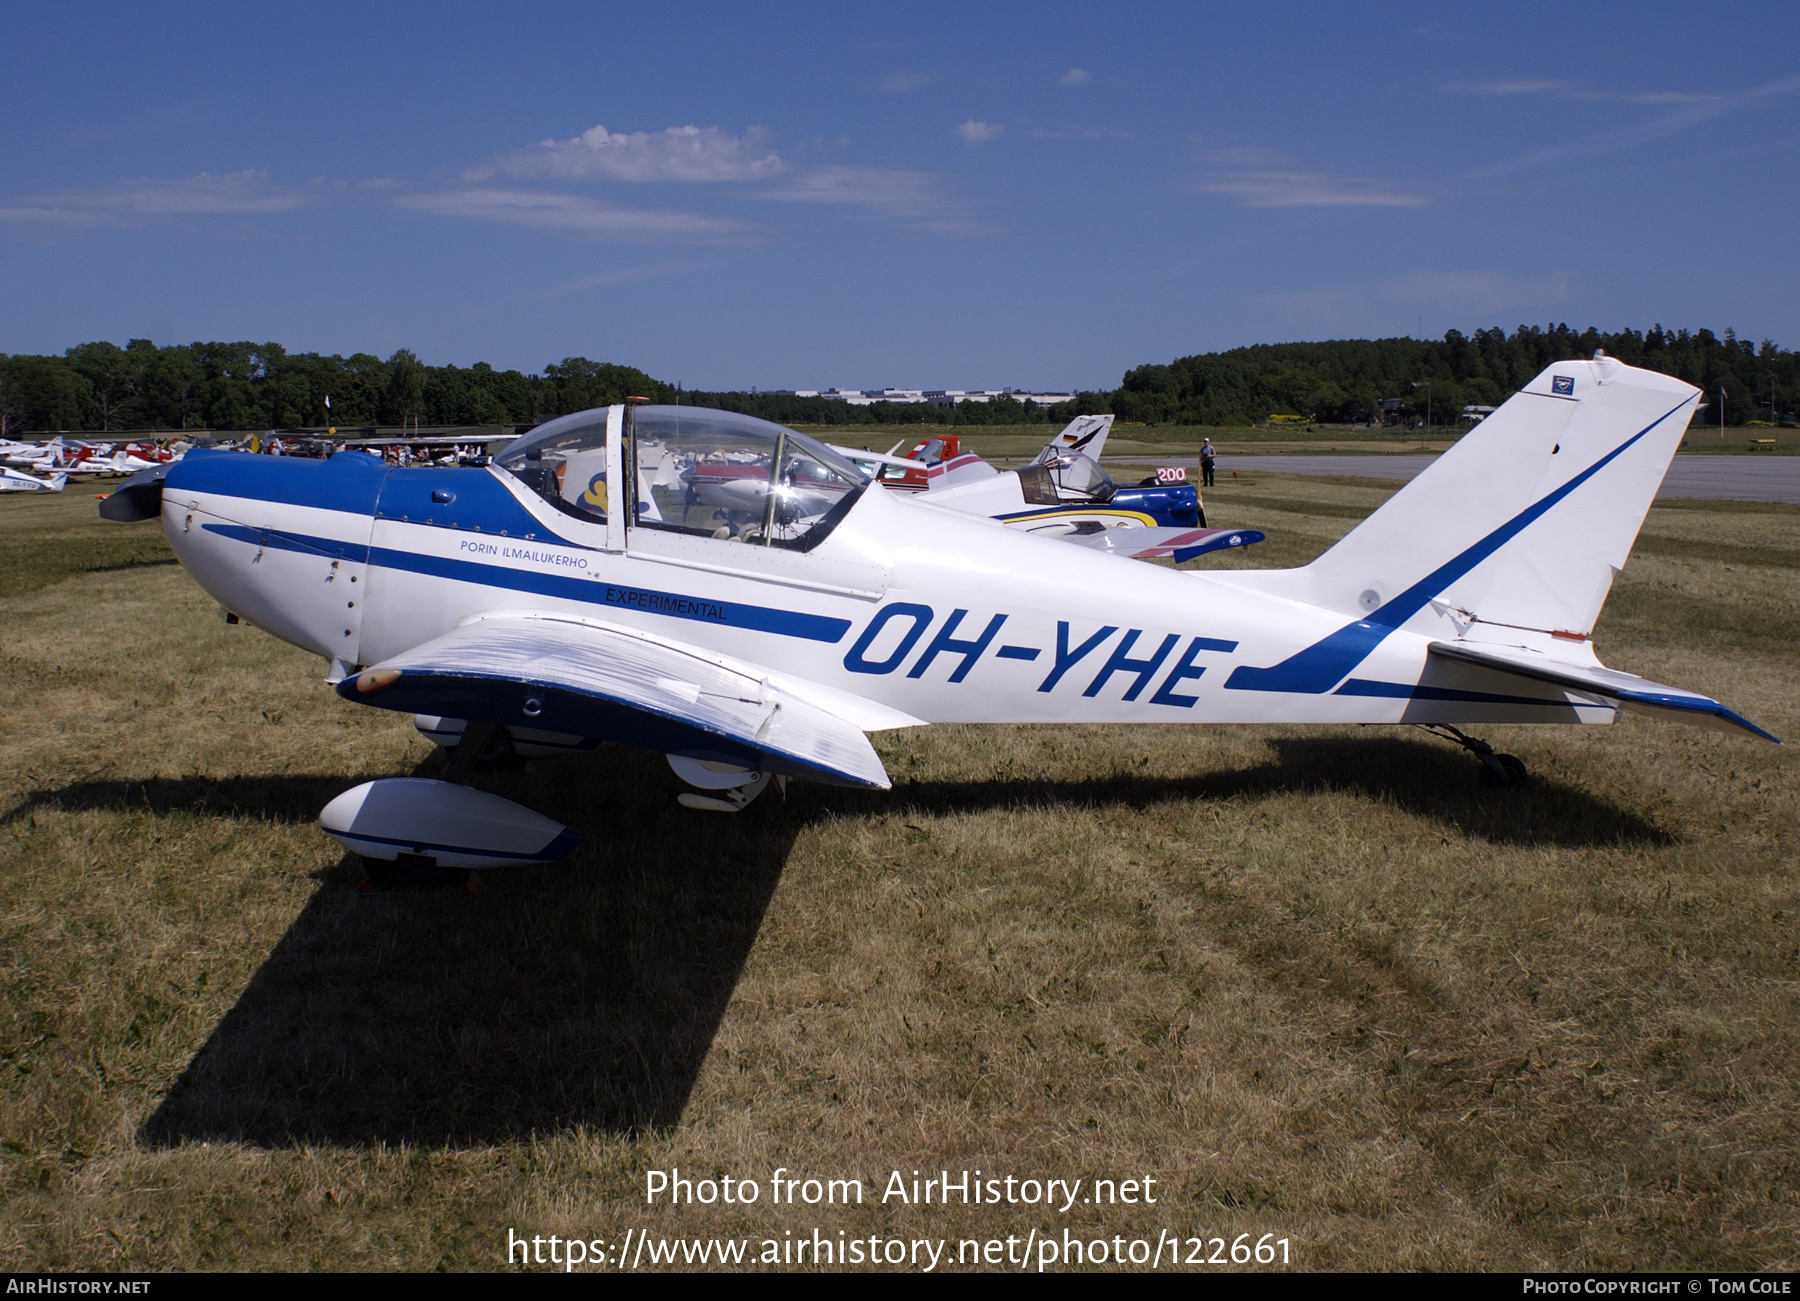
[{"left": 8, "top": 734, "right": 1667, "bottom": 1148}]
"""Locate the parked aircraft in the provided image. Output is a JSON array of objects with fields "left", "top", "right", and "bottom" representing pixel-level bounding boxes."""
[
  {"left": 834, "top": 414, "right": 1114, "bottom": 494},
  {"left": 828, "top": 417, "right": 1253, "bottom": 562},
  {"left": 101, "top": 355, "right": 1774, "bottom": 878},
  {"left": 0, "top": 467, "right": 67, "bottom": 492},
  {"left": 8, "top": 438, "right": 111, "bottom": 476},
  {"left": 5, "top": 437, "right": 67, "bottom": 469}
]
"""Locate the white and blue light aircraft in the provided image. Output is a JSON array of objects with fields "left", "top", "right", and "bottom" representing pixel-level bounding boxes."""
[
  {"left": 101, "top": 354, "right": 1776, "bottom": 875},
  {"left": 1, "top": 466, "right": 68, "bottom": 493}
]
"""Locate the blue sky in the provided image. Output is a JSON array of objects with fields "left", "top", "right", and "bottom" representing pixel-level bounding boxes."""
[{"left": 3, "top": 1, "right": 1796, "bottom": 390}]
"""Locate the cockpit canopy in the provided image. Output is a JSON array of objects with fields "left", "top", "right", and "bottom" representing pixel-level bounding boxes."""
[
  {"left": 496, "top": 405, "right": 869, "bottom": 551},
  {"left": 1016, "top": 451, "right": 1117, "bottom": 505}
]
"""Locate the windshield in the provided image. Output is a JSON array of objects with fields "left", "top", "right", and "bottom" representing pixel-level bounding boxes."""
[
  {"left": 1051, "top": 452, "right": 1116, "bottom": 500},
  {"left": 1018, "top": 451, "right": 1116, "bottom": 504},
  {"left": 497, "top": 405, "right": 870, "bottom": 547},
  {"left": 631, "top": 407, "right": 868, "bottom": 551}
]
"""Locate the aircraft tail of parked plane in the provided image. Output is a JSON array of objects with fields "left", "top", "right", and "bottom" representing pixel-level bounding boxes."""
[
  {"left": 1030, "top": 413, "right": 1113, "bottom": 464},
  {"left": 0, "top": 467, "right": 66, "bottom": 492}
]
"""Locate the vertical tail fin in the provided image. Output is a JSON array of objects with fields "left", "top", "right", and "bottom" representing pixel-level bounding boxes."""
[
  {"left": 1234, "top": 356, "right": 1700, "bottom": 644},
  {"left": 1031, "top": 414, "right": 1114, "bottom": 466}
]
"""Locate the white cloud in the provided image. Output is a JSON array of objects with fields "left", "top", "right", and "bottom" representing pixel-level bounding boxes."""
[
  {"left": 1438, "top": 75, "right": 1800, "bottom": 106},
  {"left": 762, "top": 166, "right": 942, "bottom": 211},
  {"left": 394, "top": 188, "right": 744, "bottom": 241},
  {"left": 1440, "top": 78, "right": 1726, "bottom": 105},
  {"left": 1449, "top": 73, "right": 1800, "bottom": 180},
  {"left": 0, "top": 170, "right": 310, "bottom": 227},
  {"left": 472, "top": 124, "right": 783, "bottom": 184},
  {"left": 1189, "top": 170, "right": 1430, "bottom": 208},
  {"left": 953, "top": 119, "right": 1005, "bottom": 147},
  {"left": 1059, "top": 68, "right": 1091, "bottom": 86},
  {"left": 759, "top": 166, "right": 995, "bottom": 235}
]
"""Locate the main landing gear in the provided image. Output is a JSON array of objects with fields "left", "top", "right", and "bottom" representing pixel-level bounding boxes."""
[
  {"left": 668, "top": 755, "right": 787, "bottom": 813},
  {"left": 338, "top": 720, "right": 571, "bottom": 896},
  {"left": 1414, "top": 724, "right": 1530, "bottom": 790}
]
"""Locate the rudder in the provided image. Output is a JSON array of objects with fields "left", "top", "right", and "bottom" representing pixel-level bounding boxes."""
[{"left": 1245, "top": 355, "right": 1699, "bottom": 644}]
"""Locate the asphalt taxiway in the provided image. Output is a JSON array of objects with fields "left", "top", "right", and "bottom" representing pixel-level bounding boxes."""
[{"left": 1114, "top": 454, "right": 1800, "bottom": 504}]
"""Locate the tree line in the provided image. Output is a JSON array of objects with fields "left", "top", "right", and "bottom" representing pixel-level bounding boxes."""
[
  {"left": 1, "top": 324, "right": 1792, "bottom": 435},
  {"left": 1106, "top": 324, "right": 1796, "bottom": 427},
  {"left": 0, "top": 342, "right": 668, "bottom": 437}
]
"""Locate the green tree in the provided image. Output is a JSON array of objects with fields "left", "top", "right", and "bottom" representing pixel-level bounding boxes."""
[{"left": 382, "top": 348, "right": 427, "bottom": 427}]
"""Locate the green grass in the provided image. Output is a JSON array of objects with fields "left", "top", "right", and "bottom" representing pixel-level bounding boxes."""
[
  {"left": 0, "top": 483, "right": 1795, "bottom": 1271},
  {"left": 0, "top": 492, "right": 175, "bottom": 599}
]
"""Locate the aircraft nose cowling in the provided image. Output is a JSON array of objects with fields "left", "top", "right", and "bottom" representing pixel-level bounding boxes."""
[{"left": 156, "top": 449, "right": 389, "bottom": 661}]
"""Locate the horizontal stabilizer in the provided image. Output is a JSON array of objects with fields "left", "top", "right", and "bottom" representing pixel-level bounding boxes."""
[
  {"left": 1427, "top": 640, "right": 1778, "bottom": 743},
  {"left": 1063, "top": 526, "right": 1265, "bottom": 564},
  {"left": 339, "top": 613, "right": 901, "bottom": 786}
]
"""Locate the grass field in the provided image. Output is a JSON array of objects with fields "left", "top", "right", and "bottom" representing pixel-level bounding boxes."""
[{"left": 1, "top": 476, "right": 1795, "bottom": 1271}]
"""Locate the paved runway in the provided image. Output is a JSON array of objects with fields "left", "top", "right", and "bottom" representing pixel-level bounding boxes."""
[{"left": 1114, "top": 454, "right": 1800, "bottom": 504}]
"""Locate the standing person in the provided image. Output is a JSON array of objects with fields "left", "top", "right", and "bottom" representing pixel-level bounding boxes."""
[{"left": 1200, "top": 437, "right": 1216, "bottom": 488}]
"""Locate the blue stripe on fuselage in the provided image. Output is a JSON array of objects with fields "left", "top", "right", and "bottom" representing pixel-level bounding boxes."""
[
  {"left": 201, "top": 523, "right": 370, "bottom": 560},
  {"left": 200, "top": 521, "right": 850, "bottom": 643},
  {"left": 1225, "top": 397, "right": 1692, "bottom": 695},
  {"left": 370, "top": 546, "right": 851, "bottom": 641}
]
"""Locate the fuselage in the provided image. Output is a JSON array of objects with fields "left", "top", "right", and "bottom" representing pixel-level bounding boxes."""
[{"left": 156, "top": 448, "right": 1606, "bottom": 732}]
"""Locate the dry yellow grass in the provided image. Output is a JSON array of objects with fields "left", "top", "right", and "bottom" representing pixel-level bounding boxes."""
[{"left": 0, "top": 480, "right": 1794, "bottom": 1271}]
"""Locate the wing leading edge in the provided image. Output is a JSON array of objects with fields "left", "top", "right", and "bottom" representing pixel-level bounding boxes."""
[
  {"left": 1426, "top": 640, "right": 1779, "bottom": 743},
  {"left": 339, "top": 613, "right": 923, "bottom": 787}
]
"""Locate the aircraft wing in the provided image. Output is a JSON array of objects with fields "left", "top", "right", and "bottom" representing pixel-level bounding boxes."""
[
  {"left": 338, "top": 612, "right": 925, "bottom": 786},
  {"left": 1426, "top": 640, "right": 1779, "bottom": 743},
  {"left": 1061, "top": 526, "right": 1265, "bottom": 564}
]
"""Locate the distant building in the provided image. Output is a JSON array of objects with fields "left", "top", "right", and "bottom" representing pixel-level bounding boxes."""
[{"left": 767, "top": 386, "right": 1076, "bottom": 409}]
